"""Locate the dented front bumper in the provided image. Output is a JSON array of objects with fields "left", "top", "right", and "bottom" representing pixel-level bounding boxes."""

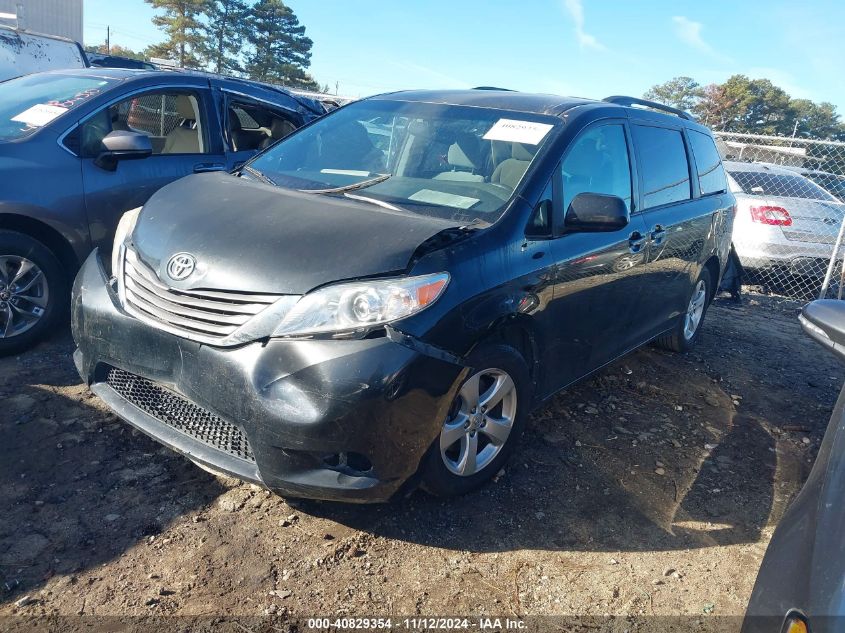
[{"left": 71, "top": 250, "right": 465, "bottom": 502}]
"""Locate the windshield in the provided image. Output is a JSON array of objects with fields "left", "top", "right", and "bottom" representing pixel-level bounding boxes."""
[
  {"left": 247, "top": 99, "right": 560, "bottom": 223},
  {"left": 728, "top": 169, "right": 837, "bottom": 202},
  {"left": 0, "top": 73, "right": 117, "bottom": 141}
]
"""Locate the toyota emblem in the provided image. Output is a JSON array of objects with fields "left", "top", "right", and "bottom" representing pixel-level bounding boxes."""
[{"left": 166, "top": 253, "right": 197, "bottom": 280}]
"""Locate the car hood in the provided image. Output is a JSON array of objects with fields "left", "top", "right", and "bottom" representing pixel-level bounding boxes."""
[{"left": 130, "top": 172, "right": 461, "bottom": 295}]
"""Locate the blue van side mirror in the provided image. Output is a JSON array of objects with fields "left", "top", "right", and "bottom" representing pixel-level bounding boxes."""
[{"left": 95, "top": 130, "right": 153, "bottom": 171}]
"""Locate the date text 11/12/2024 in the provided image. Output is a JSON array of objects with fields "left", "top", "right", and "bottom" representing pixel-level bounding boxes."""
[{"left": 306, "top": 618, "right": 527, "bottom": 630}]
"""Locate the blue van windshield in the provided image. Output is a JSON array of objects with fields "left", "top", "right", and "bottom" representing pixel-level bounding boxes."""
[{"left": 0, "top": 73, "right": 116, "bottom": 141}]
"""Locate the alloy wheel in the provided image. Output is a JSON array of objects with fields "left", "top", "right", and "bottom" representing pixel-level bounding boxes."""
[
  {"left": 0, "top": 255, "right": 49, "bottom": 339},
  {"left": 683, "top": 279, "right": 707, "bottom": 340},
  {"left": 439, "top": 367, "right": 518, "bottom": 477}
]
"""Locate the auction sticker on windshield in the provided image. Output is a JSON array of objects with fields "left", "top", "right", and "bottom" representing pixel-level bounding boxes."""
[
  {"left": 483, "top": 118, "right": 554, "bottom": 145},
  {"left": 409, "top": 189, "right": 480, "bottom": 209},
  {"left": 11, "top": 103, "right": 68, "bottom": 127}
]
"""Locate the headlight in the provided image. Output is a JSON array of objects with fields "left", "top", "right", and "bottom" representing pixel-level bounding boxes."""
[
  {"left": 111, "top": 206, "right": 142, "bottom": 276},
  {"left": 272, "top": 272, "right": 449, "bottom": 337}
]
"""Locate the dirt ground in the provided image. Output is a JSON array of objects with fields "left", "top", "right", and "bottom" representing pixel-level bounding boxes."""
[{"left": 1, "top": 293, "right": 842, "bottom": 630}]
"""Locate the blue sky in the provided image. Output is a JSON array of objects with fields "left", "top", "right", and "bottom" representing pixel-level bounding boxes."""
[{"left": 84, "top": 0, "right": 845, "bottom": 111}]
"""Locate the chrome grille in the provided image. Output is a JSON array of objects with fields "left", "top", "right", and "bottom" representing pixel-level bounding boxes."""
[
  {"left": 122, "top": 248, "right": 280, "bottom": 340},
  {"left": 104, "top": 366, "right": 255, "bottom": 462}
]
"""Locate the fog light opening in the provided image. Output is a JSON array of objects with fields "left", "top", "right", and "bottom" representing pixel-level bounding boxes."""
[{"left": 322, "top": 452, "right": 373, "bottom": 476}]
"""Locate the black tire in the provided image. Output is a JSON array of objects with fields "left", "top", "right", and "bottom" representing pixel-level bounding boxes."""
[
  {"left": 421, "top": 343, "right": 530, "bottom": 497},
  {"left": 655, "top": 267, "right": 712, "bottom": 353},
  {"left": 0, "top": 230, "right": 67, "bottom": 356}
]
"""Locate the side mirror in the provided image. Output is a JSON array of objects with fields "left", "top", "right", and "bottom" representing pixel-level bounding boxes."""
[
  {"left": 564, "top": 193, "right": 629, "bottom": 232},
  {"left": 95, "top": 130, "right": 153, "bottom": 171},
  {"left": 801, "top": 300, "right": 845, "bottom": 360}
]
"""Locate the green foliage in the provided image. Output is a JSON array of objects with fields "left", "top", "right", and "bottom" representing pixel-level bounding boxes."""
[
  {"left": 243, "top": 0, "right": 316, "bottom": 88},
  {"left": 142, "top": 0, "right": 321, "bottom": 90},
  {"left": 716, "top": 75, "right": 792, "bottom": 135},
  {"left": 200, "top": 0, "right": 249, "bottom": 75},
  {"left": 643, "top": 76, "right": 702, "bottom": 112},
  {"left": 144, "top": 0, "right": 210, "bottom": 68},
  {"left": 645, "top": 75, "right": 844, "bottom": 140},
  {"left": 789, "top": 99, "right": 841, "bottom": 140}
]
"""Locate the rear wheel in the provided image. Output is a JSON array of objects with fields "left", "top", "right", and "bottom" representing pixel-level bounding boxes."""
[
  {"left": 421, "top": 343, "right": 530, "bottom": 497},
  {"left": 0, "top": 231, "right": 66, "bottom": 356},
  {"left": 655, "top": 268, "right": 712, "bottom": 353}
]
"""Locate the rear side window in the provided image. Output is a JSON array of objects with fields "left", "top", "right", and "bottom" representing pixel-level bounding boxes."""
[
  {"left": 728, "top": 171, "right": 836, "bottom": 201},
  {"left": 632, "top": 125, "right": 691, "bottom": 209},
  {"left": 688, "top": 130, "right": 727, "bottom": 195}
]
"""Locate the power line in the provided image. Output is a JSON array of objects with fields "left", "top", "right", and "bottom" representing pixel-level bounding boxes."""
[{"left": 84, "top": 23, "right": 154, "bottom": 46}]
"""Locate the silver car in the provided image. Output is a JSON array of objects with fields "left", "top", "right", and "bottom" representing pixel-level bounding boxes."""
[{"left": 726, "top": 160, "right": 845, "bottom": 278}]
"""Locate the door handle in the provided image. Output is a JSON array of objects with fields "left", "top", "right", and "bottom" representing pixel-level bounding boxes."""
[
  {"left": 650, "top": 225, "right": 667, "bottom": 244},
  {"left": 628, "top": 231, "right": 646, "bottom": 253},
  {"left": 193, "top": 162, "right": 227, "bottom": 173}
]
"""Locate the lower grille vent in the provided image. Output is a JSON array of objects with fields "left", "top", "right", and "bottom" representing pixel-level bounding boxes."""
[{"left": 104, "top": 366, "right": 255, "bottom": 462}]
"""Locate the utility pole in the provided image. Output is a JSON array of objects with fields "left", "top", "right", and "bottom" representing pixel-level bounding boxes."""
[
  {"left": 335, "top": 81, "right": 339, "bottom": 95},
  {"left": 106, "top": 25, "right": 110, "bottom": 54}
]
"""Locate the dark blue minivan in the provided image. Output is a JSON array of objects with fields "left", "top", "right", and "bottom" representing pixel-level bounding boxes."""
[{"left": 0, "top": 68, "right": 322, "bottom": 353}]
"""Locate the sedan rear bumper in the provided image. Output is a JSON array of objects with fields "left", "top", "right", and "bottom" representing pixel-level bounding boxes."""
[{"left": 71, "top": 250, "right": 466, "bottom": 502}]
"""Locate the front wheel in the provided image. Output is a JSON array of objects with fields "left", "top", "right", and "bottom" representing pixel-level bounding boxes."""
[
  {"left": 655, "top": 268, "right": 712, "bottom": 353},
  {"left": 421, "top": 343, "right": 530, "bottom": 497},
  {"left": 0, "top": 231, "right": 66, "bottom": 356}
]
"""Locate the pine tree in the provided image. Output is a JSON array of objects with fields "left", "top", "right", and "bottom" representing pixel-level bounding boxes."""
[
  {"left": 145, "top": 0, "right": 207, "bottom": 68},
  {"left": 201, "top": 0, "right": 249, "bottom": 75},
  {"left": 244, "top": 0, "right": 315, "bottom": 88}
]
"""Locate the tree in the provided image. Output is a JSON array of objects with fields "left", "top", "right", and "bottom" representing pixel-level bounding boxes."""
[
  {"left": 663, "top": 77, "right": 845, "bottom": 139},
  {"left": 244, "top": 0, "right": 315, "bottom": 88},
  {"left": 145, "top": 0, "right": 207, "bottom": 68},
  {"left": 708, "top": 75, "right": 792, "bottom": 135},
  {"left": 201, "top": 0, "right": 249, "bottom": 75},
  {"left": 787, "top": 99, "right": 841, "bottom": 140},
  {"left": 643, "top": 77, "right": 703, "bottom": 113},
  {"left": 693, "top": 83, "right": 734, "bottom": 130}
]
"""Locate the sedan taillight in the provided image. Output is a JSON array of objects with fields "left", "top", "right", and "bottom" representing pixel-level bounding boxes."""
[{"left": 750, "top": 205, "right": 792, "bottom": 226}]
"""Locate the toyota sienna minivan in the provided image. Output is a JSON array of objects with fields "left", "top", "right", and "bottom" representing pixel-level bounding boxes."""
[{"left": 72, "top": 90, "right": 735, "bottom": 502}]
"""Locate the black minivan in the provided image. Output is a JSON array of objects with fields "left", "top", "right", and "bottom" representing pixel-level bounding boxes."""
[{"left": 72, "top": 90, "right": 735, "bottom": 502}]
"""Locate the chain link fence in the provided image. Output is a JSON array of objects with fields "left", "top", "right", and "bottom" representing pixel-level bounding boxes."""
[{"left": 715, "top": 131, "right": 845, "bottom": 299}]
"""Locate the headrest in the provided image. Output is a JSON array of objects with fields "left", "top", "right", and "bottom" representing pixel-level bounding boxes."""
[
  {"left": 511, "top": 142, "right": 534, "bottom": 161},
  {"left": 408, "top": 119, "right": 432, "bottom": 138},
  {"left": 175, "top": 95, "right": 196, "bottom": 120},
  {"left": 447, "top": 142, "right": 476, "bottom": 169},
  {"left": 271, "top": 117, "right": 296, "bottom": 139}
]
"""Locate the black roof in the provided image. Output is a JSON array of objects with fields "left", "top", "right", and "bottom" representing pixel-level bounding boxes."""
[
  {"left": 370, "top": 89, "right": 709, "bottom": 131},
  {"left": 371, "top": 89, "right": 595, "bottom": 117}
]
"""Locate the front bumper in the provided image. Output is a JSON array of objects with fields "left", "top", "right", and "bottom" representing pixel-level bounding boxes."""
[{"left": 71, "top": 251, "right": 465, "bottom": 502}]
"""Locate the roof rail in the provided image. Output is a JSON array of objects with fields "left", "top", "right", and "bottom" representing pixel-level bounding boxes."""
[
  {"left": 472, "top": 86, "right": 515, "bottom": 91},
  {"left": 602, "top": 95, "right": 694, "bottom": 121}
]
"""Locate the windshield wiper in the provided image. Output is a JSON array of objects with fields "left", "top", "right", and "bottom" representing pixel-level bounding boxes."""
[
  {"left": 299, "top": 173, "right": 391, "bottom": 195},
  {"left": 240, "top": 164, "right": 276, "bottom": 186},
  {"left": 343, "top": 192, "right": 405, "bottom": 212}
]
